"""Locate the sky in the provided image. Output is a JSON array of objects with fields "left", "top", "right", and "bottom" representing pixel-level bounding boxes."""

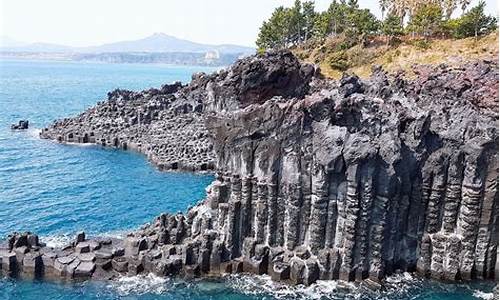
[{"left": 1, "top": 0, "right": 498, "bottom": 47}]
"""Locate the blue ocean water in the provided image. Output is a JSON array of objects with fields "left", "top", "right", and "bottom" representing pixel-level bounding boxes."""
[
  {"left": 0, "top": 59, "right": 216, "bottom": 239},
  {"left": 0, "top": 59, "right": 496, "bottom": 299}
]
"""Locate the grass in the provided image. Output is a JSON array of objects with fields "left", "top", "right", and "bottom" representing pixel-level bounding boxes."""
[{"left": 293, "top": 31, "right": 499, "bottom": 79}]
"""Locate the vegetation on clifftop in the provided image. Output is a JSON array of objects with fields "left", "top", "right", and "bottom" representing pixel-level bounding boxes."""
[{"left": 256, "top": 0, "right": 498, "bottom": 78}]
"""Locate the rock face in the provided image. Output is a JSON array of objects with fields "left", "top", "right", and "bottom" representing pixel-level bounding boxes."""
[
  {"left": 39, "top": 82, "right": 215, "bottom": 171},
  {"left": 11, "top": 120, "right": 29, "bottom": 130},
  {"left": 8, "top": 51, "right": 499, "bottom": 285}
]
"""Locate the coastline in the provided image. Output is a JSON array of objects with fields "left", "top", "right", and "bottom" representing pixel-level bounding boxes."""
[
  {"left": 0, "top": 56, "right": 225, "bottom": 70},
  {"left": 2, "top": 50, "right": 498, "bottom": 289}
]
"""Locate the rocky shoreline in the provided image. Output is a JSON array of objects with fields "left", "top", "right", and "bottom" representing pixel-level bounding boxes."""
[
  {"left": 3, "top": 51, "right": 499, "bottom": 286},
  {"left": 39, "top": 81, "right": 216, "bottom": 172}
]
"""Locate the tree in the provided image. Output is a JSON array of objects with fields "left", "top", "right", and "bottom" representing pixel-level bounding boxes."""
[
  {"left": 407, "top": 3, "right": 444, "bottom": 38},
  {"left": 346, "top": 8, "right": 380, "bottom": 43},
  {"left": 302, "top": 1, "right": 317, "bottom": 41},
  {"left": 453, "top": 1, "right": 497, "bottom": 38},
  {"left": 326, "top": 0, "right": 351, "bottom": 36},
  {"left": 379, "top": 0, "right": 422, "bottom": 22},
  {"left": 312, "top": 11, "right": 331, "bottom": 39},
  {"left": 442, "top": 0, "right": 472, "bottom": 19},
  {"left": 379, "top": 0, "right": 472, "bottom": 21},
  {"left": 289, "top": 0, "right": 304, "bottom": 44},
  {"left": 382, "top": 13, "right": 404, "bottom": 44},
  {"left": 256, "top": 6, "right": 293, "bottom": 50}
]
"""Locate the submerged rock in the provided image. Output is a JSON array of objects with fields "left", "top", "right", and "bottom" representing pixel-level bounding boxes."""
[{"left": 6, "top": 51, "right": 498, "bottom": 286}]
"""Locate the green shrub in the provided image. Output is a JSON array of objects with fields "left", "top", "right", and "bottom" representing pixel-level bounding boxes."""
[
  {"left": 407, "top": 3, "right": 444, "bottom": 38},
  {"left": 452, "top": 1, "right": 497, "bottom": 38},
  {"left": 413, "top": 39, "right": 432, "bottom": 49},
  {"left": 386, "top": 53, "right": 393, "bottom": 63},
  {"left": 328, "top": 51, "right": 350, "bottom": 71}
]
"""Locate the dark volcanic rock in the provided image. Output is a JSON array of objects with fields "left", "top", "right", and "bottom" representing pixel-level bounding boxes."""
[
  {"left": 11, "top": 120, "right": 29, "bottom": 130},
  {"left": 8, "top": 51, "right": 498, "bottom": 286}
]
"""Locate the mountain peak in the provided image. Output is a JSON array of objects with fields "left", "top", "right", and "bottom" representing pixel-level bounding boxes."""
[
  {"left": 149, "top": 32, "right": 173, "bottom": 39},
  {"left": 1, "top": 33, "right": 255, "bottom": 55}
]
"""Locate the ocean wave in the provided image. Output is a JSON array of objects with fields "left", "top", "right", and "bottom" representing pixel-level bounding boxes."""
[
  {"left": 108, "top": 273, "right": 170, "bottom": 296},
  {"left": 473, "top": 290, "right": 496, "bottom": 300},
  {"left": 100, "top": 229, "right": 128, "bottom": 240},
  {"left": 223, "top": 272, "right": 439, "bottom": 300},
  {"left": 27, "top": 128, "right": 42, "bottom": 139},
  {"left": 225, "top": 274, "right": 361, "bottom": 300},
  {"left": 41, "top": 234, "right": 72, "bottom": 248}
]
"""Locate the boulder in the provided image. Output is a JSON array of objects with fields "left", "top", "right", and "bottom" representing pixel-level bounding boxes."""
[
  {"left": 112, "top": 257, "right": 128, "bottom": 273},
  {"left": 22, "top": 253, "right": 44, "bottom": 277},
  {"left": 75, "top": 232, "right": 86, "bottom": 243},
  {"left": 1, "top": 252, "right": 18, "bottom": 273},
  {"left": 11, "top": 120, "right": 29, "bottom": 130},
  {"left": 74, "top": 261, "right": 95, "bottom": 278},
  {"left": 75, "top": 242, "right": 90, "bottom": 254}
]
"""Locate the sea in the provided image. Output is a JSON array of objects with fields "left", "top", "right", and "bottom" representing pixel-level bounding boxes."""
[{"left": 0, "top": 59, "right": 497, "bottom": 299}]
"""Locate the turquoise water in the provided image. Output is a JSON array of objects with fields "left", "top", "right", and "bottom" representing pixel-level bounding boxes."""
[{"left": 0, "top": 59, "right": 496, "bottom": 299}]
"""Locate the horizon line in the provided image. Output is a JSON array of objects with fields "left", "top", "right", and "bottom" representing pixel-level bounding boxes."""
[{"left": 0, "top": 32, "right": 256, "bottom": 49}]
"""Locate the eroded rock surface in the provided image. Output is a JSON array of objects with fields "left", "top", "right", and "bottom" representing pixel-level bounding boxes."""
[
  {"left": 39, "top": 81, "right": 215, "bottom": 172},
  {"left": 5, "top": 51, "right": 498, "bottom": 285}
]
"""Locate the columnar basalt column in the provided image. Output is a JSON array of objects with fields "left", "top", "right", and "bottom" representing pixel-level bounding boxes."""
[
  {"left": 442, "top": 152, "right": 464, "bottom": 234},
  {"left": 457, "top": 152, "right": 484, "bottom": 280},
  {"left": 417, "top": 233, "right": 432, "bottom": 276},
  {"left": 354, "top": 163, "right": 375, "bottom": 280},
  {"left": 430, "top": 232, "right": 446, "bottom": 279},
  {"left": 444, "top": 234, "right": 462, "bottom": 280},
  {"left": 226, "top": 175, "right": 242, "bottom": 259},
  {"left": 334, "top": 180, "right": 347, "bottom": 249},
  {"left": 299, "top": 147, "right": 313, "bottom": 245},
  {"left": 324, "top": 171, "right": 341, "bottom": 249},
  {"left": 285, "top": 183, "right": 301, "bottom": 251},
  {"left": 250, "top": 177, "right": 258, "bottom": 240},
  {"left": 254, "top": 181, "right": 268, "bottom": 244},
  {"left": 368, "top": 168, "right": 394, "bottom": 281},
  {"left": 273, "top": 186, "right": 286, "bottom": 248},
  {"left": 339, "top": 163, "right": 360, "bottom": 281},
  {"left": 240, "top": 176, "right": 254, "bottom": 239},
  {"left": 266, "top": 182, "right": 278, "bottom": 246},
  {"left": 475, "top": 153, "right": 499, "bottom": 279},
  {"left": 308, "top": 162, "right": 329, "bottom": 254},
  {"left": 424, "top": 153, "right": 448, "bottom": 234}
]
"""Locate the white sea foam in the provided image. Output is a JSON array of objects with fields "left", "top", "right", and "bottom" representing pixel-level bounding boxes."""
[
  {"left": 225, "top": 274, "right": 360, "bottom": 300},
  {"left": 473, "top": 290, "right": 496, "bottom": 300},
  {"left": 383, "top": 272, "right": 421, "bottom": 296},
  {"left": 27, "top": 128, "right": 42, "bottom": 139},
  {"left": 108, "top": 274, "right": 169, "bottom": 296},
  {"left": 41, "top": 229, "right": 127, "bottom": 249},
  {"left": 224, "top": 271, "right": 434, "bottom": 300},
  {"left": 100, "top": 229, "right": 128, "bottom": 240},
  {"left": 41, "top": 234, "right": 72, "bottom": 248}
]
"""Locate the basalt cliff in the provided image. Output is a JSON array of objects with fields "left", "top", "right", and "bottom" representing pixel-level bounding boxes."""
[{"left": 2, "top": 51, "right": 498, "bottom": 286}]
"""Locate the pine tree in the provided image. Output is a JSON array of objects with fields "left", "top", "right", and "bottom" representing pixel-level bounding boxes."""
[
  {"left": 453, "top": 1, "right": 497, "bottom": 38},
  {"left": 407, "top": 3, "right": 444, "bottom": 38},
  {"left": 382, "top": 13, "right": 404, "bottom": 44}
]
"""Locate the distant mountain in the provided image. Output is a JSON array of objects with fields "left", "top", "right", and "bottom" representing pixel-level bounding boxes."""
[
  {"left": 0, "top": 33, "right": 255, "bottom": 66},
  {"left": 0, "top": 33, "right": 255, "bottom": 54},
  {"left": 80, "top": 33, "right": 254, "bottom": 54}
]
